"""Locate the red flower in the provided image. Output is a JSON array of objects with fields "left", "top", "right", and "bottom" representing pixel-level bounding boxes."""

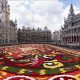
[{"left": 31, "top": 58, "right": 45, "bottom": 68}]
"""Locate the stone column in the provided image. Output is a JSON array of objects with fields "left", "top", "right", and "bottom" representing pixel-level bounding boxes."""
[
  {"left": 63, "top": 37, "right": 65, "bottom": 43},
  {"left": 76, "top": 36, "right": 77, "bottom": 42},
  {"left": 65, "top": 37, "right": 67, "bottom": 43},
  {"left": 68, "top": 37, "right": 69, "bottom": 43},
  {"left": 71, "top": 36, "right": 73, "bottom": 43},
  {"left": 68, "top": 36, "right": 69, "bottom": 43},
  {"left": 72, "top": 36, "right": 74, "bottom": 43},
  {"left": 77, "top": 35, "right": 79, "bottom": 42},
  {"left": 79, "top": 36, "right": 80, "bottom": 45},
  {"left": 71, "top": 36, "right": 72, "bottom": 43},
  {"left": 79, "top": 36, "right": 80, "bottom": 42},
  {"left": 70, "top": 36, "right": 71, "bottom": 43},
  {"left": 69, "top": 36, "right": 70, "bottom": 43},
  {"left": 67, "top": 37, "right": 68, "bottom": 43},
  {"left": 73, "top": 36, "right": 74, "bottom": 43}
]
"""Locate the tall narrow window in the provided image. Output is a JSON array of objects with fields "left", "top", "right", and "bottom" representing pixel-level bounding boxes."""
[{"left": 2, "top": 4, "right": 4, "bottom": 10}]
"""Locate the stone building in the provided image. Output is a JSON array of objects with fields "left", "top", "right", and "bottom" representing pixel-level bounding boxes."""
[
  {"left": 17, "top": 26, "right": 51, "bottom": 43},
  {"left": 62, "top": 4, "right": 80, "bottom": 46},
  {"left": 0, "top": 0, "right": 17, "bottom": 45},
  {"left": 51, "top": 31, "right": 61, "bottom": 41}
]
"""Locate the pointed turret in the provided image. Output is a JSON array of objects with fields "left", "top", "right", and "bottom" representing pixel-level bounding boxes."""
[
  {"left": 68, "top": 4, "right": 75, "bottom": 22},
  {"left": 14, "top": 19, "right": 17, "bottom": 26},
  {"left": 69, "top": 4, "right": 75, "bottom": 16}
]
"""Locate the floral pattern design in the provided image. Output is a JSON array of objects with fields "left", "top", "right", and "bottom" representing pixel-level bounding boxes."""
[{"left": 0, "top": 44, "right": 80, "bottom": 80}]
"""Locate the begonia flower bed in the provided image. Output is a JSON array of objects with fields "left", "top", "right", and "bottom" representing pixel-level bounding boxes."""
[{"left": 0, "top": 44, "right": 80, "bottom": 80}]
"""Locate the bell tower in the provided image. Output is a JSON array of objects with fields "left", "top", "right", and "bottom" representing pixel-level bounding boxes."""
[
  {"left": 0, "top": 0, "right": 10, "bottom": 44},
  {"left": 68, "top": 4, "right": 75, "bottom": 23},
  {"left": 0, "top": 0, "right": 10, "bottom": 23},
  {"left": 69, "top": 4, "right": 75, "bottom": 16}
]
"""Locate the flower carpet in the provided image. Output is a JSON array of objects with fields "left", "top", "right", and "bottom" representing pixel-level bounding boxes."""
[{"left": 0, "top": 44, "right": 80, "bottom": 80}]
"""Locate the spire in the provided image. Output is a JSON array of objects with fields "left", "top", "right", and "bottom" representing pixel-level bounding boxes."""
[
  {"left": 69, "top": 4, "right": 75, "bottom": 16},
  {"left": 14, "top": 19, "right": 17, "bottom": 26}
]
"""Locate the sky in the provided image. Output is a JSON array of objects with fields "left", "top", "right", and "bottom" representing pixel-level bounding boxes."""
[{"left": 8, "top": 0, "right": 80, "bottom": 32}]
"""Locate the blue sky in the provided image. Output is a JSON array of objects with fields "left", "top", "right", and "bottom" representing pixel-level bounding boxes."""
[
  {"left": 60, "top": 0, "right": 80, "bottom": 8},
  {"left": 8, "top": 0, "right": 80, "bottom": 32}
]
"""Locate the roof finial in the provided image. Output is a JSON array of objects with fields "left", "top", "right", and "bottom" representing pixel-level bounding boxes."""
[
  {"left": 70, "top": 4, "right": 73, "bottom": 10},
  {"left": 69, "top": 4, "right": 75, "bottom": 16}
]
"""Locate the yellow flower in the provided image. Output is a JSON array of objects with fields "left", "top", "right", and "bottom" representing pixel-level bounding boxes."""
[
  {"left": 36, "top": 77, "right": 47, "bottom": 80},
  {"left": 17, "top": 69, "right": 26, "bottom": 74},
  {"left": 8, "top": 52, "right": 12, "bottom": 55},
  {"left": 75, "top": 74, "right": 80, "bottom": 80},
  {"left": 60, "top": 68, "right": 67, "bottom": 73},
  {"left": 0, "top": 76, "right": 2, "bottom": 78},
  {"left": 35, "top": 54, "right": 39, "bottom": 59},
  {"left": 43, "top": 60, "right": 63, "bottom": 69},
  {"left": 1, "top": 72, "right": 7, "bottom": 76},
  {"left": 2, "top": 66, "right": 9, "bottom": 70},
  {"left": 0, "top": 71, "right": 7, "bottom": 76},
  {"left": 75, "top": 65, "right": 80, "bottom": 69},
  {"left": 39, "top": 70, "right": 46, "bottom": 75}
]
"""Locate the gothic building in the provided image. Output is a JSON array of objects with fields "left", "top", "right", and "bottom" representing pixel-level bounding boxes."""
[
  {"left": 52, "top": 31, "right": 61, "bottom": 41},
  {"left": 17, "top": 26, "right": 51, "bottom": 43},
  {"left": 0, "top": 0, "right": 17, "bottom": 45},
  {"left": 62, "top": 4, "right": 80, "bottom": 46}
]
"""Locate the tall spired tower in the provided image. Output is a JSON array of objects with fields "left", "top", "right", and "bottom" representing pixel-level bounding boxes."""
[
  {"left": 69, "top": 4, "right": 75, "bottom": 16},
  {"left": 0, "top": 0, "right": 10, "bottom": 23},
  {"left": 68, "top": 4, "right": 75, "bottom": 22},
  {"left": 0, "top": 0, "right": 17, "bottom": 45}
]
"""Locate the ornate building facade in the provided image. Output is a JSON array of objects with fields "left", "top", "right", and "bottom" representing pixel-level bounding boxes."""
[
  {"left": 18, "top": 26, "right": 51, "bottom": 43},
  {"left": 62, "top": 4, "right": 80, "bottom": 46},
  {"left": 0, "top": 0, "right": 17, "bottom": 45},
  {"left": 52, "top": 31, "right": 61, "bottom": 41}
]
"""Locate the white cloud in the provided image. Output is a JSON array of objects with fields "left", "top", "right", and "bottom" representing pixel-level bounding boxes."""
[{"left": 8, "top": 0, "right": 80, "bottom": 32}]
